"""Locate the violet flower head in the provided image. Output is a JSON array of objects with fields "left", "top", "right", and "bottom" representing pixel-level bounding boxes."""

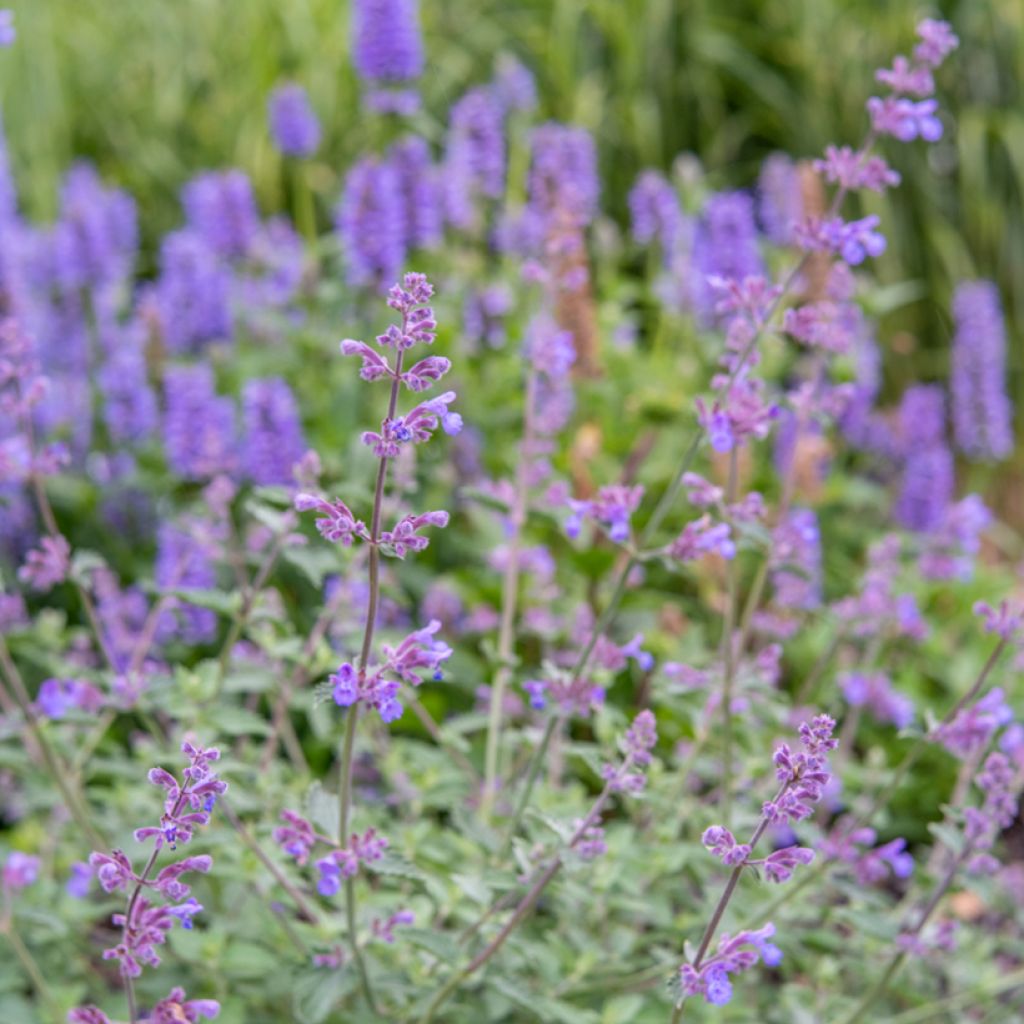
[
  {"left": 0, "top": 10, "right": 13, "bottom": 48},
  {"left": 813, "top": 145, "right": 901, "bottom": 193},
  {"left": 336, "top": 156, "right": 405, "bottom": 290},
  {"left": 771, "top": 508, "right": 822, "bottom": 610},
  {"left": 757, "top": 153, "right": 804, "bottom": 245},
  {"left": 153, "top": 230, "right": 233, "bottom": 353},
  {"left": 629, "top": 170, "right": 683, "bottom": 251},
  {"left": 918, "top": 494, "right": 992, "bottom": 581},
  {"left": 914, "top": 19, "right": 960, "bottom": 69},
  {"left": 372, "top": 908, "right": 416, "bottom": 943},
  {"left": 352, "top": 0, "right": 424, "bottom": 86},
  {"left": 528, "top": 122, "right": 600, "bottom": 225},
  {"left": 268, "top": 82, "right": 321, "bottom": 158},
  {"left": 182, "top": 169, "right": 259, "bottom": 260},
  {"left": 389, "top": 136, "right": 444, "bottom": 251},
  {"left": 148, "top": 987, "right": 220, "bottom": 1023},
  {"left": 444, "top": 87, "right": 506, "bottom": 229},
  {"left": 797, "top": 214, "right": 886, "bottom": 266},
  {"left": 36, "top": 677, "right": 104, "bottom": 719},
  {"left": 950, "top": 281, "right": 1013, "bottom": 462},
  {"left": 55, "top": 163, "right": 138, "bottom": 290},
  {"left": 2, "top": 850, "right": 39, "bottom": 892},
  {"left": 155, "top": 521, "right": 218, "bottom": 645},
  {"left": 379, "top": 510, "right": 450, "bottom": 558},
  {"left": 974, "top": 599, "right": 1024, "bottom": 641},
  {"left": 493, "top": 54, "right": 537, "bottom": 113},
  {"left": 99, "top": 328, "right": 159, "bottom": 444},
  {"left": 867, "top": 96, "right": 943, "bottom": 143},
  {"left": 294, "top": 493, "right": 369, "bottom": 546},
  {"left": 678, "top": 923, "right": 782, "bottom": 1007},
  {"left": 273, "top": 810, "right": 320, "bottom": 866},
  {"left": 669, "top": 515, "right": 736, "bottom": 563},
  {"left": 565, "top": 484, "right": 644, "bottom": 544},
  {"left": 163, "top": 365, "right": 237, "bottom": 481},
  {"left": 18, "top": 534, "right": 71, "bottom": 591},
  {"left": 691, "top": 191, "right": 763, "bottom": 322},
  {"left": 66, "top": 861, "right": 93, "bottom": 899},
  {"left": 763, "top": 714, "right": 837, "bottom": 824},
  {"left": 242, "top": 377, "right": 307, "bottom": 486},
  {"left": 840, "top": 672, "right": 914, "bottom": 729},
  {"left": 895, "top": 384, "right": 952, "bottom": 533},
  {"left": 822, "top": 821, "right": 914, "bottom": 885},
  {"left": 933, "top": 688, "right": 1013, "bottom": 761}
]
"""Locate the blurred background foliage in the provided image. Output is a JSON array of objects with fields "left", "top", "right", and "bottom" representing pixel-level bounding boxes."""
[{"left": 1, "top": 0, "right": 1021, "bottom": 450}]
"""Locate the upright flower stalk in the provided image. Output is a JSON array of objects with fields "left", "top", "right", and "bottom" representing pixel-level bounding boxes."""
[
  {"left": 669, "top": 716, "right": 836, "bottom": 1018},
  {"left": 295, "top": 272, "right": 459, "bottom": 1008},
  {"left": 481, "top": 366, "right": 538, "bottom": 819}
]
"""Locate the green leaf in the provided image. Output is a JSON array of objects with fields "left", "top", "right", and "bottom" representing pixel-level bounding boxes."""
[
  {"left": 292, "top": 968, "right": 357, "bottom": 1024},
  {"left": 168, "top": 587, "right": 243, "bottom": 616},
  {"left": 364, "top": 850, "right": 426, "bottom": 882},
  {"left": 602, "top": 994, "right": 644, "bottom": 1024},
  {"left": 207, "top": 706, "right": 271, "bottom": 737},
  {"left": 305, "top": 781, "right": 339, "bottom": 840}
]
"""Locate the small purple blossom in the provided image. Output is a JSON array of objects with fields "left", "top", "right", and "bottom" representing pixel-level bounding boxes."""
[
  {"left": 18, "top": 534, "right": 71, "bottom": 591},
  {"left": 565, "top": 484, "right": 644, "bottom": 544},
  {"left": 933, "top": 688, "right": 1014, "bottom": 761},
  {"left": 867, "top": 96, "right": 943, "bottom": 142},
  {"left": 66, "top": 861, "right": 93, "bottom": 899},
  {"left": 913, "top": 19, "right": 959, "bottom": 69},
  {"left": 294, "top": 494, "right": 369, "bottom": 546},
  {"left": 840, "top": 672, "right": 915, "bottom": 729},
  {"left": 2, "top": 850, "right": 39, "bottom": 892}
]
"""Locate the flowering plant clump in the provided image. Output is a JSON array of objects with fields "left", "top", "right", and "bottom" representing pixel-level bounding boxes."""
[{"left": 2, "top": 8, "right": 1024, "bottom": 1024}]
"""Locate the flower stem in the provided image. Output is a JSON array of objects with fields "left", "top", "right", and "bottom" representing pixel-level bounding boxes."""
[
  {"left": 719, "top": 448, "right": 739, "bottom": 828},
  {"left": 668, "top": 800, "right": 780, "bottom": 1024},
  {"left": 482, "top": 368, "right": 538, "bottom": 820},
  {"left": 335, "top": 349, "right": 406, "bottom": 1014}
]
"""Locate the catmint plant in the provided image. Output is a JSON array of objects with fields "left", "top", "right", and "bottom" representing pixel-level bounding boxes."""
[{"left": 294, "top": 271, "right": 458, "bottom": 1007}]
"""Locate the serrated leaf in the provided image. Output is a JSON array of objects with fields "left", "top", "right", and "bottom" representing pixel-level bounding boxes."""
[
  {"left": 306, "top": 781, "right": 339, "bottom": 840},
  {"left": 402, "top": 927, "right": 460, "bottom": 962},
  {"left": 168, "top": 587, "right": 242, "bottom": 616},
  {"left": 364, "top": 850, "right": 426, "bottom": 881},
  {"left": 292, "top": 968, "right": 356, "bottom": 1024},
  {"left": 207, "top": 706, "right": 271, "bottom": 737},
  {"left": 283, "top": 546, "right": 339, "bottom": 588}
]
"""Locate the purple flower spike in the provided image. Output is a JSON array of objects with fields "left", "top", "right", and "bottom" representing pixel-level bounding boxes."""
[
  {"left": 951, "top": 281, "right": 1013, "bottom": 462},
  {"left": 352, "top": 0, "right": 424, "bottom": 87},
  {"left": 268, "top": 83, "right": 321, "bottom": 158}
]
